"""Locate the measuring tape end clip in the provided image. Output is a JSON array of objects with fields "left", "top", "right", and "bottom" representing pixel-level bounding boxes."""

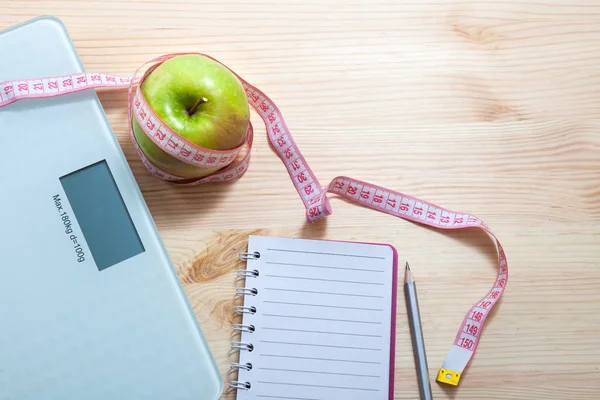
[{"left": 436, "top": 368, "right": 461, "bottom": 386}]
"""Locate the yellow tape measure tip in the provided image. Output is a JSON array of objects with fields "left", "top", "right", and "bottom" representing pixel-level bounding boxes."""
[{"left": 436, "top": 368, "right": 461, "bottom": 386}]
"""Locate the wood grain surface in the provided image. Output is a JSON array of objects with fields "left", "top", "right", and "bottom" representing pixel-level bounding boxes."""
[{"left": 2, "top": 1, "right": 600, "bottom": 399}]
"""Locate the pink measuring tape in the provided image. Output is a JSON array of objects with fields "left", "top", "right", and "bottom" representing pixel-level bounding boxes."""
[{"left": 0, "top": 52, "right": 507, "bottom": 386}]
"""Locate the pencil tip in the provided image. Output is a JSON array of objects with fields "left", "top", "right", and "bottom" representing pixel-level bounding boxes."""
[{"left": 404, "top": 262, "right": 414, "bottom": 283}]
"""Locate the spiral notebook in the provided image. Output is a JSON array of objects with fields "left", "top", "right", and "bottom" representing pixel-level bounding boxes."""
[{"left": 231, "top": 235, "right": 398, "bottom": 399}]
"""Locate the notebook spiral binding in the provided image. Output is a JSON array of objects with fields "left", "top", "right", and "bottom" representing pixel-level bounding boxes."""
[{"left": 229, "top": 251, "right": 261, "bottom": 391}]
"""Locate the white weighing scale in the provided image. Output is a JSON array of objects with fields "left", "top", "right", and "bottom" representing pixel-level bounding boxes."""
[{"left": 0, "top": 17, "right": 222, "bottom": 400}]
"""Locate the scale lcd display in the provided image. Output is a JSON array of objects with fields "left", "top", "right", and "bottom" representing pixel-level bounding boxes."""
[{"left": 60, "top": 160, "right": 145, "bottom": 271}]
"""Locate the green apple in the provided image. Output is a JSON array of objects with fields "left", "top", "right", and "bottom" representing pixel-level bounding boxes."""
[{"left": 132, "top": 54, "right": 250, "bottom": 178}]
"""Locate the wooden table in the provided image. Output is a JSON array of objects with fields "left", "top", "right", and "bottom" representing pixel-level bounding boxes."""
[{"left": 2, "top": 1, "right": 600, "bottom": 399}]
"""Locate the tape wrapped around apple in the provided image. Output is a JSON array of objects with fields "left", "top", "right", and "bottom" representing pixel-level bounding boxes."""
[{"left": 132, "top": 54, "right": 250, "bottom": 179}]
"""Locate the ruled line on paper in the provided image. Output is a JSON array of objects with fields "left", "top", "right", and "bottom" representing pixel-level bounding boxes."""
[
  {"left": 266, "top": 261, "right": 386, "bottom": 273},
  {"left": 259, "top": 340, "right": 381, "bottom": 351},
  {"left": 257, "top": 381, "right": 380, "bottom": 392},
  {"left": 266, "top": 248, "right": 386, "bottom": 259},
  {"left": 263, "top": 288, "right": 384, "bottom": 299},
  {"left": 259, "top": 354, "right": 382, "bottom": 365},
  {"left": 261, "top": 327, "right": 383, "bottom": 338},
  {"left": 263, "top": 300, "right": 384, "bottom": 312},
  {"left": 256, "top": 396, "right": 320, "bottom": 400},
  {"left": 258, "top": 367, "right": 381, "bottom": 378},
  {"left": 264, "top": 274, "right": 384, "bottom": 286},
  {"left": 262, "top": 313, "right": 383, "bottom": 325}
]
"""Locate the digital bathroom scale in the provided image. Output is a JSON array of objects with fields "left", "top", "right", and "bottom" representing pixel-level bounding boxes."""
[{"left": 0, "top": 17, "right": 222, "bottom": 400}]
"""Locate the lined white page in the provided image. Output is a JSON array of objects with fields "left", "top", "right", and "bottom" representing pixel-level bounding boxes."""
[{"left": 237, "top": 235, "right": 396, "bottom": 400}]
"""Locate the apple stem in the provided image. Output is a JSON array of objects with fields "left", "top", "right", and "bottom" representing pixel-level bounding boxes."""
[{"left": 188, "top": 97, "right": 208, "bottom": 116}]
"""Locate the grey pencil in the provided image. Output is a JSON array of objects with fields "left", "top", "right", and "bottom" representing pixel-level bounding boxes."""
[{"left": 405, "top": 262, "right": 433, "bottom": 400}]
